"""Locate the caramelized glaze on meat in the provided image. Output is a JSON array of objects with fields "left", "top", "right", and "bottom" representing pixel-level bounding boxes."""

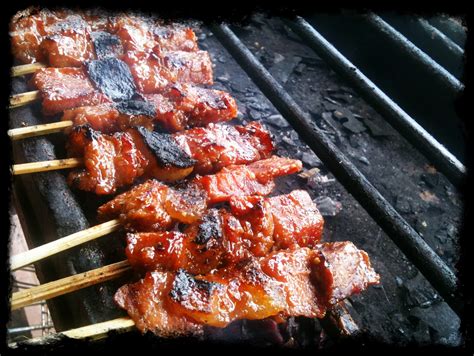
[
  {"left": 145, "top": 84, "right": 238, "bottom": 132},
  {"left": 97, "top": 156, "right": 302, "bottom": 228},
  {"left": 68, "top": 123, "right": 274, "bottom": 194},
  {"left": 124, "top": 50, "right": 213, "bottom": 94},
  {"left": 125, "top": 190, "right": 322, "bottom": 274},
  {"left": 115, "top": 243, "right": 380, "bottom": 335},
  {"left": 33, "top": 67, "right": 110, "bottom": 115},
  {"left": 174, "top": 122, "right": 274, "bottom": 175},
  {"left": 40, "top": 15, "right": 94, "bottom": 67}
]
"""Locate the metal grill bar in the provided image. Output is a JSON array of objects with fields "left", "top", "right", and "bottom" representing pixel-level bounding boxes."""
[
  {"left": 211, "top": 23, "right": 461, "bottom": 316},
  {"left": 428, "top": 17, "right": 466, "bottom": 48},
  {"left": 416, "top": 18, "right": 464, "bottom": 59},
  {"left": 363, "top": 14, "right": 463, "bottom": 92},
  {"left": 284, "top": 16, "right": 466, "bottom": 188}
]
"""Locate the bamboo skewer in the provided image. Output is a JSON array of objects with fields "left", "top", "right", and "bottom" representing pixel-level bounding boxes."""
[
  {"left": 8, "top": 317, "right": 135, "bottom": 347},
  {"left": 11, "top": 260, "right": 131, "bottom": 310},
  {"left": 12, "top": 158, "right": 83, "bottom": 175},
  {"left": 10, "top": 90, "right": 41, "bottom": 109},
  {"left": 11, "top": 219, "right": 121, "bottom": 271},
  {"left": 11, "top": 62, "right": 47, "bottom": 77},
  {"left": 8, "top": 120, "right": 73, "bottom": 141}
]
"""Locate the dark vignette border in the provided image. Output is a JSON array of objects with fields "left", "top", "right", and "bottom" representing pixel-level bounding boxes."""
[{"left": 0, "top": 0, "right": 472, "bottom": 355}]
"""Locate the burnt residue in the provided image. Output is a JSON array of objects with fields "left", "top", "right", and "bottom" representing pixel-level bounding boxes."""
[
  {"left": 85, "top": 58, "right": 137, "bottom": 101},
  {"left": 91, "top": 31, "right": 124, "bottom": 60},
  {"left": 194, "top": 209, "right": 222, "bottom": 244},
  {"left": 169, "top": 269, "right": 221, "bottom": 312},
  {"left": 115, "top": 100, "right": 156, "bottom": 118},
  {"left": 136, "top": 127, "right": 195, "bottom": 168}
]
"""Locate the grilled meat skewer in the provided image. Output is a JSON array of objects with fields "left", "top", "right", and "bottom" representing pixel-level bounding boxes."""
[{"left": 115, "top": 242, "right": 380, "bottom": 337}]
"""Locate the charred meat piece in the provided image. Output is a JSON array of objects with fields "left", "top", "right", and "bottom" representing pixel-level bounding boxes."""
[
  {"left": 60, "top": 84, "right": 237, "bottom": 133},
  {"left": 85, "top": 57, "right": 137, "bottom": 102},
  {"left": 174, "top": 122, "right": 274, "bottom": 175},
  {"left": 124, "top": 50, "right": 213, "bottom": 94},
  {"left": 145, "top": 84, "right": 238, "bottom": 132},
  {"left": 97, "top": 156, "right": 302, "bottom": 229},
  {"left": 125, "top": 190, "right": 322, "bottom": 274},
  {"left": 32, "top": 67, "right": 111, "bottom": 115},
  {"left": 67, "top": 123, "right": 273, "bottom": 195},
  {"left": 67, "top": 126, "right": 194, "bottom": 195},
  {"left": 115, "top": 242, "right": 380, "bottom": 336},
  {"left": 40, "top": 15, "right": 94, "bottom": 67},
  {"left": 91, "top": 31, "right": 124, "bottom": 59}
]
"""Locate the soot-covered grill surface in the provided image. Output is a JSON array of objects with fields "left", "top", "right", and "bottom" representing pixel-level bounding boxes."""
[{"left": 10, "top": 12, "right": 462, "bottom": 347}]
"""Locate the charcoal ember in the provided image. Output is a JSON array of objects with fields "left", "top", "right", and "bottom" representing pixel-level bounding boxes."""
[
  {"left": 395, "top": 195, "right": 413, "bottom": 214},
  {"left": 327, "top": 91, "right": 352, "bottom": 104},
  {"left": 408, "top": 303, "right": 461, "bottom": 345},
  {"left": 421, "top": 173, "right": 440, "bottom": 188},
  {"left": 267, "top": 114, "right": 289, "bottom": 128},
  {"left": 217, "top": 55, "right": 226, "bottom": 63},
  {"left": 301, "top": 151, "right": 322, "bottom": 167},
  {"left": 293, "top": 62, "right": 306, "bottom": 75},
  {"left": 241, "top": 319, "right": 285, "bottom": 345},
  {"left": 342, "top": 117, "right": 366, "bottom": 134},
  {"left": 397, "top": 274, "right": 441, "bottom": 308},
  {"left": 281, "top": 130, "right": 300, "bottom": 147},
  {"left": 362, "top": 118, "right": 391, "bottom": 137},
  {"left": 230, "top": 80, "right": 248, "bottom": 94},
  {"left": 91, "top": 31, "right": 124, "bottom": 60},
  {"left": 314, "top": 196, "right": 342, "bottom": 217},
  {"left": 247, "top": 108, "right": 263, "bottom": 121},
  {"left": 269, "top": 55, "right": 302, "bottom": 84}
]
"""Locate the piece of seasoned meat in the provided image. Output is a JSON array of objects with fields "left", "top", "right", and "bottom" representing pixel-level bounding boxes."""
[
  {"left": 60, "top": 84, "right": 237, "bottom": 133},
  {"left": 97, "top": 156, "right": 302, "bottom": 229},
  {"left": 145, "top": 84, "right": 238, "bottom": 132},
  {"left": 114, "top": 242, "right": 380, "bottom": 336},
  {"left": 10, "top": 9, "right": 60, "bottom": 63},
  {"left": 124, "top": 50, "right": 213, "bottom": 94},
  {"left": 125, "top": 190, "right": 322, "bottom": 274},
  {"left": 32, "top": 67, "right": 111, "bottom": 115},
  {"left": 40, "top": 15, "right": 94, "bottom": 67},
  {"left": 152, "top": 24, "right": 198, "bottom": 52},
  {"left": 67, "top": 123, "right": 274, "bottom": 195},
  {"left": 174, "top": 122, "right": 274, "bottom": 175},
  {"left": 67, "top": 126, "right": 195, "bottom": 195}
]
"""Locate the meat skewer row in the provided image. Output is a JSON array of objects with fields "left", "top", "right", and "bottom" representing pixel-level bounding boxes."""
[
  {"left": 11, "top": 9, "right": 200, "bottom": 68},
  {"left": 126, "top": 190, "right": 324, "bottom": 275},
  {"left": 9, "top": 83, "right": 239, "bottom": 140},
  {"left": 117, "top": 242, "right": 380, "bottom": 337},
  {"left": 12, "top": 121, "right": 274, "bottom": 194},
  {"left": 11, "top": 156, "right": 302, "bottom": 270},
  {"left": 11, "top": 50, "right": 214, "bottom": 114}
]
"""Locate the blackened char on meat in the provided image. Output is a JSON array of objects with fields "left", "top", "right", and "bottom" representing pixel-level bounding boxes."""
[
  {"left": 169, "top": 269, "right": 223, "bottom": 313},
  {"left": 136, "top": 126, "right": 195, "bottom": 168},
  {"left": 91, "top": 31, "right": 124, "bottom": 59},
  {"left": 115, "top": 100, "right": 156, "bottom": 117},
  {"left": 194, "top": 209, "right": 222, "bottom": 244},
  {"left": 85, "top": 57, "right": 136, "bottom": 101}
]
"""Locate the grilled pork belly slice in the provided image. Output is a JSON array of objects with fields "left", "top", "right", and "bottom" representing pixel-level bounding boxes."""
[
  {"left": 32, "top": 67, "right": 111, "bottom": 115},
  {"left": 67, "top": 122, "right": 273, "bottom": 195},
  {"left": 123, "top": 50, "right": 213, "bottom": 94},
  {"left": 125, "top": 190, "right": 323, "bottom": 274},
  {"left": 97, "top": 156, "right": 302, "bottom": 229},
  {"left": 60, "top": 84, "right": 237, "bottom": 133},
  {"left": 114, "top": 242, "right": 380, "bottom": 337}
]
